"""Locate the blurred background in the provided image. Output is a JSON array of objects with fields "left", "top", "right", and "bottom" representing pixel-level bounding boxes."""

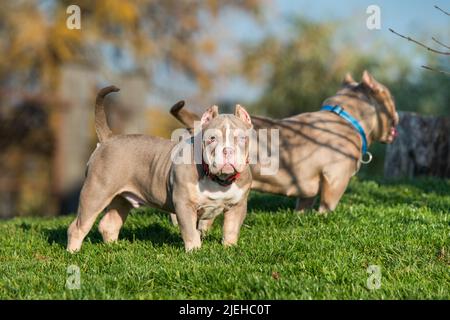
[{"left": 0, "top": 0, "right": 448, "bottom": 218}]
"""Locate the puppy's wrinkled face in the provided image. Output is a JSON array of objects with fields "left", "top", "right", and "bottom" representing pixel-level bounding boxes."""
[
  {"left": 200, "top": 105, "right": 252, "bottom": 178},
  {"left": 344, "top": 71, "right": 399, "bottom": 143}
]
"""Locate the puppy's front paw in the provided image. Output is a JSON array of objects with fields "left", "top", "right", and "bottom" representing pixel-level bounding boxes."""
[
  {"left": 184, "top": 241, "right": 202, "bottom": 252},
  {"left": 223, "top": 239, "right": 238, "bottom": 247},
  {"left": 184, "top": 233, "right": 202, "bottom": 252},
  {"left": 66, "top": 246, "right": 81, "bottom": 254},
  {"left": 66, "top": 239, "right": 83, "bottom": 253}
]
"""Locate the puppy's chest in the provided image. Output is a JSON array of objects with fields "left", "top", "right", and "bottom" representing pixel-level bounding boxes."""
[{"left": 195, "top": 178, "right": 245, "bottom": 219}]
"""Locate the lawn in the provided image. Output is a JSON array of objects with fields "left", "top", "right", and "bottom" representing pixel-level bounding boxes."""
[{"left": 0, "top": 177, "right": 449, "bottom": 299}]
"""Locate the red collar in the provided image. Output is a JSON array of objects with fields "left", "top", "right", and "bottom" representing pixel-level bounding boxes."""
[{"left": 202, "top": 160, "right": 240, "bottom": 186}]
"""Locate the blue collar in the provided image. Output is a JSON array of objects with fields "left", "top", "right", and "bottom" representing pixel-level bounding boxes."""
[{"left": 321, "top": 105, "right": 368, "bottom": 155}]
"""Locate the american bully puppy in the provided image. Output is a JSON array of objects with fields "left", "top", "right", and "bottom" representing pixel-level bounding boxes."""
[
  {"left": 67, "top": 86, "right": 253, "bottom": 252},
  {"left": 170, "top": 71, "right": 399, "bottom": 213}
]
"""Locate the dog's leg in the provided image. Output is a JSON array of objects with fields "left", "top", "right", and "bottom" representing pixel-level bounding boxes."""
[
  {"left": 98, "top": 196, "right": 131, "bottom": 243},
  {"left": 318, "top": 174, "right": 349, "bottom": 214},
  {"left": 223, "top": 202, "right": 247, "bottom": 247},
  {"left": 197, "top": 218, "right": 215, "bottom": 238},
  {"left": 169, "top": 213, "right": 178, "bottom": 226},
  {"left": 67, "top": 181, "right": 115, "bottom": 253},
  {"left": 295, "top": 196, "right": 317, "bottom": 212},
  {"left": 175, "top": 207, "right": 202, "bottom": 252}
]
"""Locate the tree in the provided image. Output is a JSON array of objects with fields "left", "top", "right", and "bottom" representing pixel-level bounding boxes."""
[
  {"left": 241, "top": 18, "right": 385, "bottom": 117},
  {"left": 0, "top": 0, "right": 262, "bottom": 92},
  {"left": 389, "top": 5, "right": 449, "bottom": 75},
  {"left": 0, "top": 0, "right": 263, "bottom": 217}
]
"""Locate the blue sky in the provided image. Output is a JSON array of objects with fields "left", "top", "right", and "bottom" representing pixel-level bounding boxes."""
[
  {"left": 152, "top": 0, "right": 449, "bottom": 107},
  {"left": 222, "top": 0, "right": 448, "bottom": 99},
  {"left": 276, "top": 0, "right": 448, "bottom": 32},
  {"left": 233, "top": 0, "right": 449, "bottom": 42}
]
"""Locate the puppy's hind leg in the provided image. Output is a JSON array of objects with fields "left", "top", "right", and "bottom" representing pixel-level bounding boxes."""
[
  {"left": 197, "top": 218, "right": 215, "bottom": 238},
  {"left": 295, "top": 196, "right": 317, "bottom": 213},
  {"left": 318, "top": 173, "right": 350, "bottom": 214},
  {"left": 98, "top": 196, "right": 132, "bottom": 243},
  {"left": 67, "top": 180, "right": 116, "bottom": 253},
  {"left": 169, "top": 213, "right": 179, "bottom": 226}
]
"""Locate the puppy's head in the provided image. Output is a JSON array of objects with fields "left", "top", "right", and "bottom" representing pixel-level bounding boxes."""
[
  {"left": 200, "top": 104, "right": 252, "bottom": 178},
  {"left": 344, "top": 71, "right": 399, "bottom": 144}
]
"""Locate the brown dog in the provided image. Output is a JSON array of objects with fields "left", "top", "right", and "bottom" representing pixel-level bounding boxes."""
[
  {"left": 170, "top": 71, "right": 399, "bottom": 213},
  {"left": 67, "top": 86, "right": 253, "bottom": 252}
]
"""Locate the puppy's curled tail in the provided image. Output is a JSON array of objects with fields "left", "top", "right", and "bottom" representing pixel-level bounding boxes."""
[
  {"left": 95, "top": 85, "right": 120, "bottom": 142},
  {"left": 170, "top": 100, "right": 200, "bottom": 130}
]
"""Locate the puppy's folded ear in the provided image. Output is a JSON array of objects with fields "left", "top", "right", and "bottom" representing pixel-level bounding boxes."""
[
  {"left": 201, "top": 105, "right": 219, "bottom": 126},
  {"left": 235, "top": 104, "right": 252, "bottom": 125},
  {"left": 342, "top": 72, "right": 356, "bottom": 85},
  {"left": 361, "top": 70, "right": 383, "bottom": 93}
]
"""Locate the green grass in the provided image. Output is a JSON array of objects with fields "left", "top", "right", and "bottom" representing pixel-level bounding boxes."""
[{"left": 0, "top": 177, "right": 449, "bottom": 299}]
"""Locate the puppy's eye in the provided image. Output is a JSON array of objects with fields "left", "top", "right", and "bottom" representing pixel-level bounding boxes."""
[{"left": 238, "top": 136, "right": 247, "bottom": 144}]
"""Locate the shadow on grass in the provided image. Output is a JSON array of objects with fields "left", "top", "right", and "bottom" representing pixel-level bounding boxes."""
[
  {"left": 42, "top": 216, "right": 183, "bottom": 249},
  {"left": 247, "top": 192, "right": 296, "bottom": 213},
  {"left": 39, "top": 177, "right": 448, "bottom": 249},
  {"left": 347, "top": 177, "right": 450, "bottom": 212},
  {"left": 369, "top": 177, "right": 450, "bottom": 195},
  {"left": 120, "top": 222, "right": 182, "bottom": 247},
  {"left": 248, "top": 177, "right": 449, "bottom": 213}
]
